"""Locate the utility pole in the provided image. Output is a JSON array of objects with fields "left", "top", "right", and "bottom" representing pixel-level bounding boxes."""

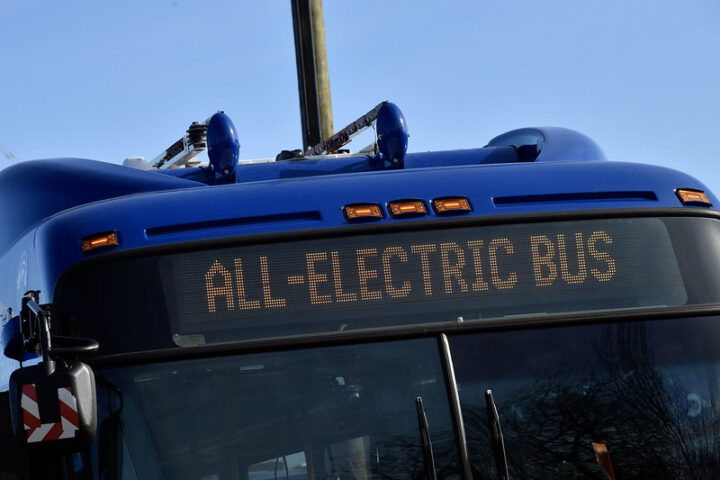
[{"left": 291, "top": 0, "right": 333, "bottom": 151}]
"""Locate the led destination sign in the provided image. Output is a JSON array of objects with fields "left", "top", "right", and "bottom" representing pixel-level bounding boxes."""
[{"left": 161, "top": 219, "right": 687, "bottom": 342}]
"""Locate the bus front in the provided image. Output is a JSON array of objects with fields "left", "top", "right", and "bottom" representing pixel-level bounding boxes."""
[{"left": 6, "top": 127, "right": 720, "bottom": 479}]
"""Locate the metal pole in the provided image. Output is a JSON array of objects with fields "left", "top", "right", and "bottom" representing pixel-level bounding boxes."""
[
  {"left": 309, "top": 0, "right": 333, "bottom": 141},
  {"left": 291, "top": 0, "right": 333, "bottom": 150}
]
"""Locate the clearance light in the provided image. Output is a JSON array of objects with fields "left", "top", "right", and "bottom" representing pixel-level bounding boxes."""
[
  {"left": 344, "top": 204, "right": 383, "bottom": 221},
  {"left": 81, "top": 231, "right": 119, "bottom": 253},
  {"left": 676, "top": 188, "right": 712, "bottom": 207},
  {"left": 432, "top": 197, "right": 472, "bottom": 215},
  {"left": 388, "top": 200, "right": 427, "bottom": 218}
]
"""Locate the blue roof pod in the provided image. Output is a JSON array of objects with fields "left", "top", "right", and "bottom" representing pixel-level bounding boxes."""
[
  {"left": 487, "top": 127, "right": 607, "bottom": 163},
  {"left": 375, "top": 102, "right": 409, "bottom": 168},
  {"left": 206, "top": 112, "right": 240, "bottom": 184},
  {"left": 167, "top": 126, "right": 606, "bottom": 185}
]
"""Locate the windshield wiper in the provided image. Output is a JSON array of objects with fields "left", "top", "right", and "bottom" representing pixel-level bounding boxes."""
[
  {"left": 416, "top": 396, "right": 437, "bottom": 480},
  {"left": 486, "top": 390, "right": 510, "bottom": 480}
]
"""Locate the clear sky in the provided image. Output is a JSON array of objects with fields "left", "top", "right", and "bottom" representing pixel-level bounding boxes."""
[{"left": 1, "top": 1, "right": 719, "bottom": 192}]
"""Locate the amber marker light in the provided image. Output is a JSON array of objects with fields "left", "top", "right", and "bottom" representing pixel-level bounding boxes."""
[
  {"left": 676, "top": 188, "right": 712, "bottom": 207},
  {"left": 81, "top": 231, "right": 119, "bottom": 253},
  {"left": 432, "top": 197, "right": 472, "bottom": 215},
  {"left": 344, "top": 204, "right": 383, "bottom": 221},
  {"left": 388, "top": 200, "right": 427, "bottom": 218}
]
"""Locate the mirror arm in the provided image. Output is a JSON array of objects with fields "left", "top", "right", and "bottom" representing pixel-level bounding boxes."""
[
  {"left": 51, "top": 336, "right": 100, "bottom": 355},
  {"left": 21, "top": 293, "right": 99, "bottom": 368}
]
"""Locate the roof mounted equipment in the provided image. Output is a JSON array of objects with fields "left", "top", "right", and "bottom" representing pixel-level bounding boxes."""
[
  {"left": 302, "top": 101, "right": 408, "bottom": 168},
  {"left": 151, "top": 113, "right": 217, "bottom": 169}
]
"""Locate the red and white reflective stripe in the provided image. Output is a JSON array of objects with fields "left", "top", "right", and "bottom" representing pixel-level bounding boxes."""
[{"left": 21, "top": 384, "right": 79, "bottom": 443}]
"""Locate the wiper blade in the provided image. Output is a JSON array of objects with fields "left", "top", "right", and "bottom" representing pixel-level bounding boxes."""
[
  {"left": 415, "top": 396, "right": 438, "bottom": 480},
  {"left": 485, "top": 389, "right": 510, "bottom": 480}
]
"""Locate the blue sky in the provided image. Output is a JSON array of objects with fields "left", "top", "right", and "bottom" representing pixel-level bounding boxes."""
[{"left": 1, "top": 1, "right": 719, "bottom": 191}]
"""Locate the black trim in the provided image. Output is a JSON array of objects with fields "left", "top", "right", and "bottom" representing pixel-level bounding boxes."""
[
  {"left": 439, "top": 334, "right": 472, "bottom": 480},
  {"left": 146, "top": 211, "right": 322, "bottom": 237},
  {"left": 493, "top": 190, "right": 657, "bottom": 205},
  {"left": 86, "top": 303, "right": 720, "bottom": 369}
]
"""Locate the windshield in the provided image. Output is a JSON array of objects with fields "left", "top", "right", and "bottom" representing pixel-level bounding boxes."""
[
  {"left": 54, "top": 216, "right": 720, "bottom": 354},
  {"left": 451, "top": 315, "right": 720, "bottom": 479},
  {"left": 90, "top": 338, "right": 461, "bottom": 480},
  {"left": 83, "top": 315, "right": 720, "bottom": 480}
]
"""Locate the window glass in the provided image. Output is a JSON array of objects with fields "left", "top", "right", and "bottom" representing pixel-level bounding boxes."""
[
  {"left": 450, "top": 316, "right": 720, "bottom": 479},
  {"left": 93, "top": 338, "right": 461, "bottom": 480},
  {"left": 248, "top": 451, "right": 306, "bottom": 480}
]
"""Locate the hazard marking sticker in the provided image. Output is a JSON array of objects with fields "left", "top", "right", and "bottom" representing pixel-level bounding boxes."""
[{"left": 21, "top": 383, "right": 79, "bottom": 443}]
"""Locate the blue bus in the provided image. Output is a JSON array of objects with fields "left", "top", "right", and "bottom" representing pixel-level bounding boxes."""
[{"left": 2, "top": 103, "right": 720, "bottom": 479}]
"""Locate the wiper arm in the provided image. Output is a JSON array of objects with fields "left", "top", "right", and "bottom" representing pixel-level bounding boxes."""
[
  {"left": 486, "top": 390, "right": 510, "bottom": 480},
  {"left": 415, "top": 396, "right": 438, "bottom": 480}
]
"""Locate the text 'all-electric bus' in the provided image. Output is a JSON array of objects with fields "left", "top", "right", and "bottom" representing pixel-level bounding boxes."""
[{"left": 2, "top": 103, "right": 720, "bottom": 479}]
